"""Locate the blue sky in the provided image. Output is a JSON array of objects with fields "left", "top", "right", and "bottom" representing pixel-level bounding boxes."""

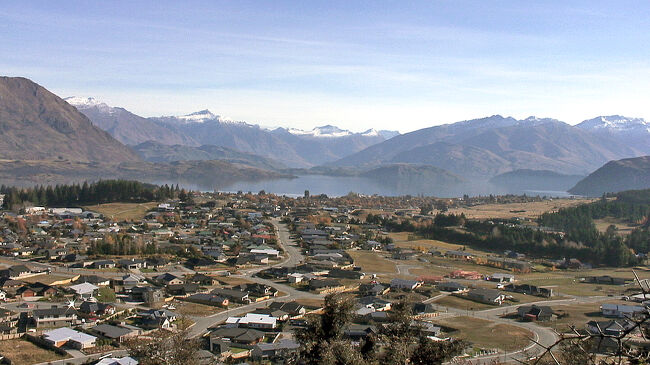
[{"left": 2, "top": 1, "right": 649, "bottom": 132}]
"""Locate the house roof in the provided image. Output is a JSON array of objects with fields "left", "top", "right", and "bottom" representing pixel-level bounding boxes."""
[
  {"left": 69, "top": 282, "right": 99, "bottom": 294},
  {"left": 43, "top": 327, "right": 96, "bottom": 344}
]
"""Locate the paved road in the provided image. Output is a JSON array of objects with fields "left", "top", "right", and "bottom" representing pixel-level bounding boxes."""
[{"left": 187, "top": 218, "right": 317, "bottom": 338}]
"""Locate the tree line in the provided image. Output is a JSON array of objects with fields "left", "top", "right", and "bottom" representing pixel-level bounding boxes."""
[
  {"left": 0, "top": 180, "right": 181, "bottom": 209},
  {"left": 365, "top": 195, "right": 649, "bottom": 267}
]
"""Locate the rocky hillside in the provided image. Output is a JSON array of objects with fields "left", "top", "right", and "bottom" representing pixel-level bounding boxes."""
[{"left": 0, "top": 77, "right": 140, "bottom": 163}]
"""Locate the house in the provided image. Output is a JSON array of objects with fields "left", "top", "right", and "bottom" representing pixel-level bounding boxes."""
[
  {"left": 268, "top": 301, "right": 307, "bottom": 316},
  {"left": 0, "top": 264, "right": 36, "bottom": 279},
  {"left": 0, "top": 308, "right": 19, "bottom": 334},
  {"left": 517, "top": 305, "right": 556, "bottom": 321},
  {"left": 186, "top": 293, "right": 230, "bottom": 307},
  {"left": 33, "top": 306, "right": 78, "bottom": 327},
  {"left": 118, "top": 258, "right": 147, "bottom": 270},
  {"left": 211, "top": 288, "right": 250, "bottom": 304},
  {"left": 96, "top": 356, "right": 139, "bottom": 365},
  {"left": 412, "top": 303, "right": 437, "bottom": 318},
  {"left": 448, "top": 270, "right": 482, "bottom": 280},
  {"left": 437, "top": 281, "right": 468, "bottom": 293},
  {"left": 581, "top": 276, "right": 630, "bottom": 285},
  {"left": 130, "top": 286, "right": 165, "bottom": 304},
  {"left": 328, "top": 268, "right": 365, "bottom": 280},
  {"left": 43, "top": 327, "right": 96, "bottom": 349},
  {"left": 16, "top": 282, "right": 57, "bottom": 298},
  {"left": 344, "top": 324, "right": 377, "bottom": 340},
  {"left": 251, "top": 339, "right": 300, "bottom": 360},
  {"left": 504, "top": 283, "right": 553, "bottom": 298},
  {"left": 466, "top": 288, "right": 506, "bottom": 305},
  {"left": 91, "top": 260, "right": 116, "bottom": 269},
  {"left": 153, "top": 273, "right": 184, "bottom": 286},
  {"left": 118, "top": 274, "right": 145, "bottom": 291},
  {"left": 75, "top": 275, "right": 110, "bottom": 287},
  {"left": 79, "top": 301, "right": 115, "bottom": 316},
  {"left": 586, "top": 319, "right": 635, "bottom": 336},
  {"left": 488, "top": 273, "right": 515, "bottom": 283},
  {"left": 359, "top": 283, "right": 389, "bottom": 296},
  {"left": 166, "top": 283, "right": 200, "bottom": 296},
  {"left": 601, "top": 304, "right": 646, "bottom": 318},
  {"left": 209, "top": 327, "right": 266, "bottom": 353},
  {"left": 69, "top": 282, "right": 99, "bottom": 300},
  {"left": 91, "top": 323, "right": 139, "bottom": 342},
  {"left": 189, "top": 273, "right": 214, "bottom": 286},
  {"left": 226, "top": 313, "right": 277, "bottom": 329},
  {"left": 390, "top": 278, "right": 422, "bottom": 291},
  {"left": 309, "top": 279, "right": 345, "bottom": 294}
]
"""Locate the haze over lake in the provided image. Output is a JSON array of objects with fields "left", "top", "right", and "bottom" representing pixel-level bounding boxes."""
[{"left": 156, "top": 175, "right": 574, "bottom": 198}]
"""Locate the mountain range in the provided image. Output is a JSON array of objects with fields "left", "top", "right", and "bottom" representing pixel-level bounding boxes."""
[
  {"left": 1, "top": 76, "right": 649, "bottom": 196},
  {"left": 66, "top": 98, "right": 398, "bottom": 167}
]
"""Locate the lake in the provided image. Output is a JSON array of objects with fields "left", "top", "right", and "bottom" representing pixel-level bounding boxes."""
[{"left": 159, "top": 175, "right": 573, "bottom": 198}]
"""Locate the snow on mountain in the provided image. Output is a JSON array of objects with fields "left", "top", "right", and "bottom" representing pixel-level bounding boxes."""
[
  {"left": 577, "top": 115, "right": 649, "bottom": 133},
  {"left": 175, "top": 109, "right": 218, "bottom": 123},
  {"left": 64, "top": 96, "right": 116, "bottom": 113},
  {"left": 288, "top": 125, "right": 353, "bottom": 138}
]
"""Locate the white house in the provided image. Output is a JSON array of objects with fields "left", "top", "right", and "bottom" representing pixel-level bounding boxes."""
[
  {"left": 226, "top": 313, "right": 277, "bottom": 329},
  {"left": 43, "top": 327, "right": 96, "bottom": 349},
  {"left": 69, "top": 282, "right": 99, "bottom": 300},
  {"left": 96, "top": 357, "right": 138, "bottom": 365}
]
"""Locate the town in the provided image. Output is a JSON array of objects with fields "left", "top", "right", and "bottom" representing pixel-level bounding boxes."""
[{"left": 0, "top": 185, "right": 648, "bottom": 364}]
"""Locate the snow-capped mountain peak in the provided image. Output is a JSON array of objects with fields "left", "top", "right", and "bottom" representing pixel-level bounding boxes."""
[
  {"left": 176, "top": 109, "right": 217, "bottom": 123},
  {"left": 288, "top": 125, "right": 353, "bottom": 138},
  {"left": 578, "top": 115, "right": 649, "bottom": 133},
  {"left": 64, "top": 96, "right": 116, "bottom": 113},
  {"left": 65, "top": 96, "right": 105, "bottom": 108}
]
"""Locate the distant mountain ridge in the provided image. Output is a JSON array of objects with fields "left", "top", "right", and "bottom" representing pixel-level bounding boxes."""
[
  {"left": 569, "top": 156, "right": 650, "bottom": 196},
  {"left": 330, "top": 115, "right": 644, "bottom": 178},
  {"left": 69, "top": 98, "right": 398, "bottom": 167},
  {"left": 577, "top": 115, "right": 650, "bottom": 154}
]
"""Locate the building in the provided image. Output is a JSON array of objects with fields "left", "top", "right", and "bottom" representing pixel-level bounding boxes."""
[
  {"left": 390, "top": 278, "right": 422, "bottom": 291},
  {"left": 69, "top": 282, "right": 99, "bottom": 300},
  {"left": 466, "top": 288, "right": 506, "bottom": 305},
  {"left": 226, "top": 313, "right": 277, "bottom": 329},
  {"left": 33, "top": 306, "right": 78, "bottom": 327},
  {"left": 43, "top": 327, "right": 96, "bottom": 349},
  {"left": 517, "top": 305, "right": 556, "bottom": 321},
  {"left": 487, "top": 273, "right": 515, "bottom": 283},
  {"left": 601, "top": 304, "right": 646, "bottom": 318}
]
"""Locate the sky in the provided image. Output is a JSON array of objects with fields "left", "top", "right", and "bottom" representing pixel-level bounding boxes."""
[{"left": 2, "top": 1, "right": 650, "bottom": 133}]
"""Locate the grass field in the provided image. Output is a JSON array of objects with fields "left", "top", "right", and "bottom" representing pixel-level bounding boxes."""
[
  {"left": 534, "top": 302, "right": 611, "bottom": 332},
  {"left": 433, "top": 295, "right": 495, "bottom": 311},
  {"left": 594, "top": 218, "right": 639, "bottom": 235},
  {"left": 20, "top": 273, "right": 72, "bottom": 285},
  {"left": 446, "top": 198, "right": 596, "bottom": 220},
  {"left": 173, "top": 301, "right": 224, "bottom": 316},
  {"left": 433, "top": 316, "right": 533, "bottom": 352},
  {"left": 347, "top": 250, "right": 397, "bottom": 274},
  {"left": 83, "top": 202, "right": 159, "bottom": 220},
  {"left": 0, "top": 339, "right": 71, "bottom": 365}
]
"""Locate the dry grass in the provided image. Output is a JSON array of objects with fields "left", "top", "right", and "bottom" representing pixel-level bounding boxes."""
[
  {"left": 295, "top": 298, "right": 325, "bottom": 309},
  {"left": 83, "top": 202, "right": 159, "bottom": 221},
  {"left": 433, "top": 295, "right": 495, "bottom": 311},
  {"left": 172, "top": 301, "right": 224, "bottom": 316},
  {"left": 20, "top": 273, "right": 73, "bottom": 285},
  {"left": 594, "top": 218, "right": 639, "bottom": 235},
  {"left": 347, "top": 250, "right": 397, "bottom": 274},
  {"left": 433, "top": 316, "right": 533, "bottom": 352},
  {"left": 446, "top": 198, "right": 596, "bottom": 220},
  {"left": 0, "top": 339, "right": 71, "bottom": 365},
  {"left": 534, "top": 302, "right": 614, "bottom": 332}
]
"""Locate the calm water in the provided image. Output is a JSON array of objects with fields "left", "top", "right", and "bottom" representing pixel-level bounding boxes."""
[{"left": 155, "top": 175, "right": 572, "bottom": 198}]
